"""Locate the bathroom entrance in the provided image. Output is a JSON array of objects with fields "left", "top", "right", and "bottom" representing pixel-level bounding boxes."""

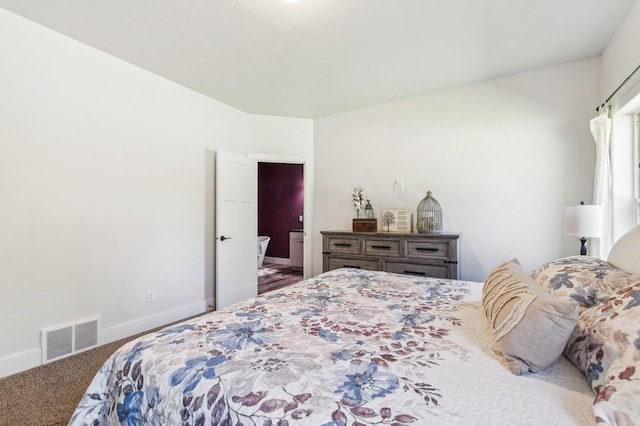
[{"left": 257, "top": 161, "right": 305, "bottom": 293}]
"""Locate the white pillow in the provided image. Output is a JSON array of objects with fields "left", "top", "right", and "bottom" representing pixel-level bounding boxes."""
[{"left": 607, "top": 225, "right": 640, "bottom": 275}]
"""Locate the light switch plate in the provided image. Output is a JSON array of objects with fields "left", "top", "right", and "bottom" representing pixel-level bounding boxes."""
[{"left": 393, "top": 181, "right": 405, "bottom": 191}]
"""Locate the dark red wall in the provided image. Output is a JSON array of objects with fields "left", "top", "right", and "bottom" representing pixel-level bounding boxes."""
[{"left": 258, "top": 163, "right": 304, "bottom": 259}]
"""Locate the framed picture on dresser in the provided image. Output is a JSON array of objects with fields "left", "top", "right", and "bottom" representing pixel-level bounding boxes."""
[{"left": 381, "top": 208, "right": 411, "bottom": 232}]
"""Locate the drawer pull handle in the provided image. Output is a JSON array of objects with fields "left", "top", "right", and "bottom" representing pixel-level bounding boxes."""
[
  {"left": 334, "top": 243, "right": 352, "bottom": 247},
  {"left": 344, "top": 265, "right": 361, "bottom": 269},
  {"left": 416, "top": 247, "right": 438, "bottom": 252},
  {"left": 404, "top": 270, "right": 426, "bottom": 276},
  {"left": 371, "top": 245, "right": 391, "bottom": 250},
  {"left": 444, "top": 260, "right": 458, "bottom": 264}
]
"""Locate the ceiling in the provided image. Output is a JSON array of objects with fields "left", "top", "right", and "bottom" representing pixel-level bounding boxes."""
[{"left": 0, "top": 0, "right": 635, "bottom": 118}]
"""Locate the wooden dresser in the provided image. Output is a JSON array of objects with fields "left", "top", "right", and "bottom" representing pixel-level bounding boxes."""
[{"left": 321, "top": 231, "right": 461, "bottom": 279}]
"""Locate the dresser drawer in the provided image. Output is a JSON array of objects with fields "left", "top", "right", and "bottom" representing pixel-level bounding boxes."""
[
  {"left": 385, "top": 261, "right": 450, "bottom": 278},
  {"left": 326, "top": 237, "right": 360, "bottom": 255},
  {"left": 406, "top": 240, "right": 450, "bottom": 260},
  {"left": 363, "top": 239, "right": 401, "bottom": 257},
  {"left": 327, "top": 256, "right": 379, "bottom": 271}
]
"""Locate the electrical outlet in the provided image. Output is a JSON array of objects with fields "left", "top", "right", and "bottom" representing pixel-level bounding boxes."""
[
  {"left": 393, "top": 180, "right": 405, "bottom": 191},
  {"left": 147, "top": 290, "right": 155, "bottom": 303}
]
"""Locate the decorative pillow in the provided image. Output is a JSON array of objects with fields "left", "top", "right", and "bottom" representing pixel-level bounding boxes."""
[
  {"left": 482, "top": 259, "right": 579, "bottom": 375},
  {"left": 608, "top": 224, "right": 640, "bottom": 276},
  {"left": 530, "top": 256, "right": 637, "bottom": 308},
  {"left": 564, "top": 279, "right": 640, "bottom": 425}
]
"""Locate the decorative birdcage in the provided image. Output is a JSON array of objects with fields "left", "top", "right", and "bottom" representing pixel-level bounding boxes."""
[{"left": 416, "top": 190, "right": 442, "bottom": 232}]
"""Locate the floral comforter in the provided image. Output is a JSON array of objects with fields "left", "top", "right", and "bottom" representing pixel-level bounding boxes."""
[{"left": 70, "top": 269, "right": 594, "bottom": 425}]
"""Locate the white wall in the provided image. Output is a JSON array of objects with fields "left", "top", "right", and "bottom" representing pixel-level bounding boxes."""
[
  {"left": 247, "top": 114, "right": 313, "bottom": 157},
  {"left": 0, "top": 9, "right": 312, "bottom": 377},
  {"left": 600, "top": 1, "right": 640, "bottom": 240},
  {"left": 601, "top": 2, "right": 640, "bottom": 101},
  {"left": 313, "top": 59, "right": 599, "bottom": 282}
]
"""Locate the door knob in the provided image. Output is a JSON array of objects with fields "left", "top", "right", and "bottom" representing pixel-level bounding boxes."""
[{"left": 220, "top": 235, "right": 231, "bottom": 241}]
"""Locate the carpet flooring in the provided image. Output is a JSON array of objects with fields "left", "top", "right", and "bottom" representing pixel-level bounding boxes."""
[{"left": 0, "top": 265, "right": 303, "bottom": 425}]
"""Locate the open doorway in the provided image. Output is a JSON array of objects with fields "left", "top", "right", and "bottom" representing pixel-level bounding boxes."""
[{"left": 257, "top": 161, "right": 305, "bottom": 293}]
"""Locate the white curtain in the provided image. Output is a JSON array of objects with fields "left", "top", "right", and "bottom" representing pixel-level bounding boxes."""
[{"left": 589, "top": 105, "right": 613, "bottom": 259}]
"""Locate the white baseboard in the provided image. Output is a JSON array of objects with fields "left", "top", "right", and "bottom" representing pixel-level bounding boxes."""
[
  {"left": 0, "top": 298, "right": 213, "bottom": 379},
  {"left": 0, "top": 348, "right": 42, "bottom": 379},
  {"left": 100, "top": 299, "right": 212, "bottom": 345},
  {"left": 264, "top": 256, "right": 290, "bottom": 265}
]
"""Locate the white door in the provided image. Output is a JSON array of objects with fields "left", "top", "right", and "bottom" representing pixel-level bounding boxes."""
[{"left": 216, "top": 150, "right": 257, "bottom": 309}]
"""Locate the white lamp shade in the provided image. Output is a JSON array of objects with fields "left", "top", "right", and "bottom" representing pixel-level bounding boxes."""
[{"left": 564, "top": 204, "right": 603, "bottom": 238}]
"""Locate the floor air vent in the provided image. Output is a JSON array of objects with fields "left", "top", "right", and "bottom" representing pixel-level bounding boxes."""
[{"left": 41, "top": 317, "right": 99, "bottom": 363}]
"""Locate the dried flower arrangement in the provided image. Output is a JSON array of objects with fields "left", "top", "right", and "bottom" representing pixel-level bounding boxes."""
[{"left": 352, "top": 185, "right": 367, "bottom": 210}]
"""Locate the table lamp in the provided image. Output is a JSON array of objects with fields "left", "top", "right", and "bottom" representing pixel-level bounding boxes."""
[{"left": 564, "top": 202, "right": 603, "bottom": 256}]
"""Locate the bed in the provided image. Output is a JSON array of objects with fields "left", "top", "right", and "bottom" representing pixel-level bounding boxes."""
[{"left": 70, "top": 226, "right": 640, "bottom": 426}]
